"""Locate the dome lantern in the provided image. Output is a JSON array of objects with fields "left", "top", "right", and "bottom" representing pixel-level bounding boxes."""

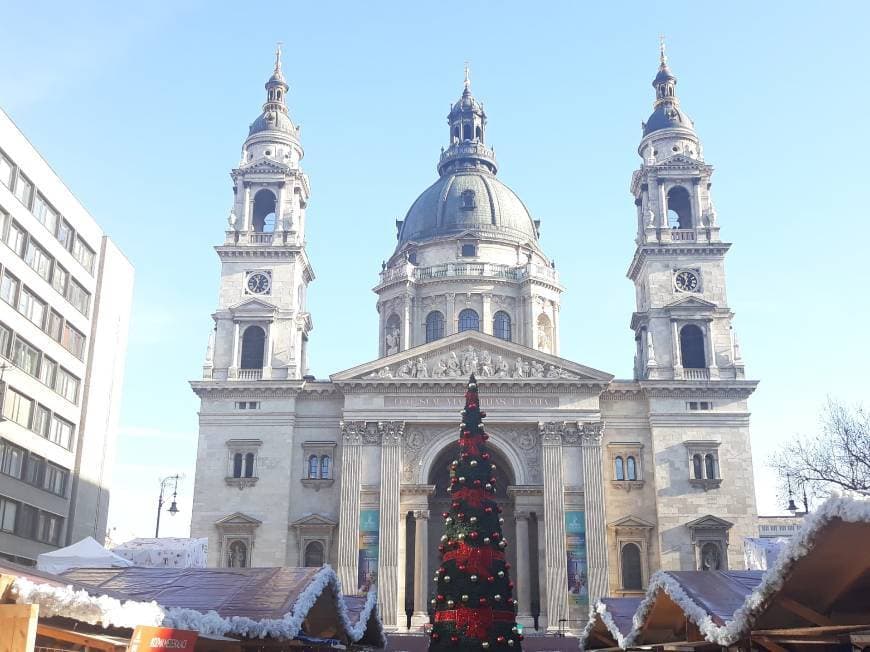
[
  {"left": 642, "top": 38, "right": 695, "bottom": 137},
  {"left": 438, "top": 65, "right": 498, "bottom": 176}
]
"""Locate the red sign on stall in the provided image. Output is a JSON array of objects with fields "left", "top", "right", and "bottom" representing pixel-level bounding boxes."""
[{"left": 127, "top": 626, "right": 198, "bottom": 652}]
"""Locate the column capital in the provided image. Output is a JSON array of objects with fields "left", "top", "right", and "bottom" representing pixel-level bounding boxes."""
[
  {"left": 340, "top": 420, "right": 368, "bottom": 445},
  {"left": 514, "top": 510, "right": 531, "bottom": 521},
  {"left": 538, "top": 421, "right": 565, "bottom": 446},
  {"left": 378, "top": 420, "right": 405, "bottom": 447},
  {"left": 413, "top": 509, "right": 430, "bottom": 520},
  {"left": 579, "top": 422, "right": 605, "bottom": 447}
]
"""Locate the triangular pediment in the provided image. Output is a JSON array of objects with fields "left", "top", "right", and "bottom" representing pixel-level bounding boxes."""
[
  {"left": 228, "top": 297, "right": 278, "bottom": 317},
  {"left": 664, "top": 295, "right": 718, "bottom": 310},
  {"left": 610, "top": 515, "right": 656, "bottom": 530},
  {"left": 686, "top": 514, "right": 733, "bottom": 530},
  {"left": 291, "top": 514, "right": 338, "bottom": 528},
  {"left": 215, "top": 511, "right": 262, "bottom": 527},
  {"left": 331, "top": 331, "right": 614, "bottom": 382},
  {"left": 239, "top": 158, "right": 290, "bottom": 175}
]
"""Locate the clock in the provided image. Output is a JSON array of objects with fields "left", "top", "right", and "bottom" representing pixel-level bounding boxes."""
[
  {"left": 674, "top": 270, "right": 700, "bottom": 293},
  {"left": 246, "top": 271, "right": 272, "bottom": 294}
]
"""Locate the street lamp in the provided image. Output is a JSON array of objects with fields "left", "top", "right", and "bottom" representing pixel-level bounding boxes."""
[
  {"left": 155, "top": 474, "right": 181, "bottom": 537},
  {"left": 786, "top": 474, "right": 798, "bottom": 513}
]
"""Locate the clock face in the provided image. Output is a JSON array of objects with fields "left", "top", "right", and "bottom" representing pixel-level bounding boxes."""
[
  {"left": 246, "top": 272, "right": 271, "bottom": 294},
  {"left": 675, "top": 270, "right": 700, "bottom": 292}
]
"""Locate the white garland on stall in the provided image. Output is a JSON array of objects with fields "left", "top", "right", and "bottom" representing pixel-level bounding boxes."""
[
  {"left": 10, "top": 564, "right": 381, "bottom": 644},
  {"left": 623, "top": 492, "right": 870, "bottom": 649},
  {"left": 11, "top": 578, "right": 164, "bottom": 629},
  {"left": 579, "top": 600, "right": 630, "bottom": 651}
]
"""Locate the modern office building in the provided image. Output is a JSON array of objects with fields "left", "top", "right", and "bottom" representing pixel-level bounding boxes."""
[{"left": 0, "top": 107, "right": 134, "bottom": 564}]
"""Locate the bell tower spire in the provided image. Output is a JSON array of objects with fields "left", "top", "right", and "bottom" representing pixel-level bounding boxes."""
[
  {"left": 628, "top": 44, "right": 744, "bottom": 383},
  {"left": 438, "top": 66, "right": 498, "bottom": 176}
]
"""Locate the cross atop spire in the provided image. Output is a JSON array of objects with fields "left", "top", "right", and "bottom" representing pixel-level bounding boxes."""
[
  {"left": 659, "top": 35, "right": 668, "bottom": 68},
  {"left": 464, "top": 61, "right": 471, "bottom": 92},
  {"left": 275, "top": 42, "right": 284, "bottom": 76}
]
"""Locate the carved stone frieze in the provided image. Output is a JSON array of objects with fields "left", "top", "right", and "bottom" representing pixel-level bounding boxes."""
[
  {"left": 379, "top": 420, "right": 405, "bottom": 447},
  {"left": 341, "top": 420, "right": 405, "bottom": 446},
  {"left": 364, "top": 343, "right": 578, "bottom": 380},
  {"left": 402, "top": 430, "right": 427, "bottom": 482},
  {"left": 537, "top": 420, "right": 605, "bottom": 447},
  {"left": 492, "top": 426, "right": 541, "bottom": 483}
]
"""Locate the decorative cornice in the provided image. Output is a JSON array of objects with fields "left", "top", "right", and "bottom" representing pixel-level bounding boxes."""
[
  {"left": 641, "top": 380, "right": 758, "bottom": 399},
  {"left": 627, "top": 242, "right": 732, "bottom": 281},
  {"left": 537, "top": 420, "right": 605, "bottom": 446},
  {"left": 339, "top": 419, "right": 405, "bottom": 446},
  {"left": 334, "top": 379, "right": 608, "bottom": 395},
  {"left": 190, "top": 381, "right": 302, "bottom": 399}
]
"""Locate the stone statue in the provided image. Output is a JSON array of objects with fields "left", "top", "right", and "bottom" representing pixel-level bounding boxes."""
[
  {"left": 433, "top": 356, "right": 448, "bottom": 378},
  {"left": 646, "top": 331, "right": 658, "bottom": 366},
  {"left": 377, "top": 366, "right": 392, "bottom": 378},
  {"left": 538, "top": 329, "right": 552, "bottom": 353},
  {"left": 645, "top": 207, "right": 655, "bottom": 227},
  {"left": 413, "top": 357, "right": 429, "bottom": 378},
  {"left": 385, "top": 327, "right": 400, "bottom": 356},
  {"left": 495, "top": 356, "right": 509, "bottom": 378},
  {"left": 227, "top": 210, "right": 238, "bottom": 229},
  {"left": 530, "top": 360, "right": 545, "bottom": 378},
  {"left": 461, "top": 346, "right": 478, "bottom": 375},
  {"left": 446, "top": 352, "right": 461, "bottom": 377},
  {"left": 512, "top": 357, "right": 525, "bottom": 378},
  {"left": 205, "top": 330, "right": 215, "bottom": 365},
  {"left": 480, "top": 350, "right": 494, "bottom": 377},
  {"left": 396, "top": 360, "right": 413, "bottom": 378},
  {"left": 545, "top": 364, "right": 561, "bottom": 378}
]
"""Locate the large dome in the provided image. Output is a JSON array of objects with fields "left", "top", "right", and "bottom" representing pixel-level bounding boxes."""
[{"left": 397, "top": 170, "right": 538, "bottom": 248}]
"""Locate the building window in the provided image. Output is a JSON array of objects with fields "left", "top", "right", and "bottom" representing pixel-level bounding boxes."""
[
  {"left": 18, "top": 287, "right": 47, "bottom": 329},
  {"left": 304, "top": 541, "right": 324, "bottom": 567},
  {"left": 301, "top": 442, "right": 336, "bottom": 488},
  {"left": 458, "top": 308, "right": 479, "bottom": 332},
  {"left": 244, "top": 453, "right": 255, "bottom": 478},
  {"left": 0, "top": 440, "right": 25, "bottom": 478},
  {"left": 55, "top": 367, "right": 80, "bottom": 404},
  {"left": 5, "top": 221, "right": 26, "bottom": 256},
  {"left": 32, "top": 406, "right": 51, "bottom": 438},
  {"left": 232, "top": 453, "right": 243, "bottom": 478},
  {"left": 620, "top": 543, "right": 643, "bottom": 590},
  {"left": 679, "top": 324, "right": 706, "bottom": 369},
  {"left": 685, "top": 442, "right": 722, "bottom": 488},
  {"left": 67, "top": 279, "right": 91, "bottom": 315},
  {"left": 72, "top": 237, "right": 95, "bottom": 274},
  {"left": 0, "top": 322, "right": 10, "bottom": 358},
  {"left": 46, "top": 310, "right": 63, "bottom": 342},
  {"left": 226, "top": 440, "right": 261, "bottom": 486},
  {"left": 493, "top": 311, "right": 511, "bottom": 341},
  {"left": 12, "top": 336, "right": 40, "bottom": 376},
  {"left": 461, "top": 190, "right": 476, "bottom": 210},
  {"left": 705, "top": 454, "right": 717, "bottom": 480},
  {"left": 626, "top": 456, "right": 638, "bottom": 481},
  {"left": 57, "top": 220, "right": 74, "bottom": 251},
  {"left": 308, "top": 455, "right": 319, "bottom": 479},
  {"left": 320, "top": 455, "right": 330, "bottom": 479},
  {"left": 692, "top": 454, "right": 703, "bottom": 479},
  {"left": 240, "top": 325, "right": 266, "bottom": 369},
  {"left": 24, "top": 239, "right": 53, "bottom": 282},
  {"left": 43, "top": 464, "right": 67, "bottom": 496},
  {"left": 460, "top": 243, "right": 477, "bottom": 257},
  {"left": 614, "top": 456, "right": 625, "bottom": 481},
  {"left": 687, "top": 401, "right": 713, "bottom": 411},
  {"left": 700, "top": 542, "right": 723, "bottom": 570},
  {"left": 1, "top": 272, "right": 20, "bottom": 305},
  {"left": 0, "top": 150, "right": 13, "bottom": 188},
  {"left": 425, "top": 311, "right": 445, "bottom": 343},
  {"left": 51, "top": 265, "right": 68, "bottom": 296},
  {"left": 2, "top": 387, "right": 33, "bottom": 429},
  {"left": 0, "top": 498, "right": 17, "bottom": 533},
  {"left": 235, "top": 401, "right": 260, "bottom": 410},
  {"left": 227, "top": 540, "right": 248, "bottom": 568},
  {"left": 14, "top": 174, "right": 34, "bottom": 208},
  {"left": 48, "top": 416, "right": 74, "bottom": 449},
  {"left": 32, "top": 194, "right": 59, "bottom": 234}
]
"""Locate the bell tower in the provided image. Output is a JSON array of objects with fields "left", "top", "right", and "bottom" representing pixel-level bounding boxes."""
[
  {"left": 203, "top": 46, "right": 314, "bottom": 381},
  {"left": 627, "top": 42, "right": 744, "bottom": 382}
]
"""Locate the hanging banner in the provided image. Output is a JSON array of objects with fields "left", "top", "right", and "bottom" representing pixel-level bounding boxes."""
[
  {"left": 358, "top": 508, "right": 380, "bottom": 590},
  {"left": 128, "top": 626, "right": 198, "bottom": 651},
  {"left": 565, "top": 510, "right": 588, "bottom": 623}
]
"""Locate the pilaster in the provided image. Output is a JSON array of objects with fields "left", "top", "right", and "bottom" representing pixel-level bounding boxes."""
[
  {"left": 337, "top": 421, "right": 364, "bottom": 592},
  {"left": 539, "top": 422, "right": 568, "bottom": 632},
  {"left": 580, "top": 422, "right": 608, "bottom": 605},
  {"left": 377, "top": 420, "right": 404, "bottom": 629},
  {"left": 513, "top": 510, "right": 532, "bottom": 618}
]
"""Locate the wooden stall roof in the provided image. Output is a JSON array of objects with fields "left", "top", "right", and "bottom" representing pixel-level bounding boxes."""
[{"left": 580, "top": 597, "right": 642, "bottom": 650}]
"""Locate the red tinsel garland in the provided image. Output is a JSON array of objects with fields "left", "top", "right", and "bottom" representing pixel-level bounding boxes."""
[
  {"left": 442, "top": 542, "right": 505, "bottom": 575},
  {"left": 435, "top": 607, "right": 515, "bottom": 639}
]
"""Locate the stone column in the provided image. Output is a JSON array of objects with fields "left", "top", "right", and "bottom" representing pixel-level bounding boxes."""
[
  {"left": 378, "top": 421, "right": 404, "bottom": 629},
  {"left": 403, "top": 294, "right": 412, "bottom": 351},
  {"left": 412, "top": 510, "right": 430, "bottom": 623},
  {"left": 671, "top": 319, "right": 683, "bottom": 379},
  {"left": 540, "top": 423, "right": 568, "bottom": 632},
  {"left": 581, "top": 423, "right": 608, "bottom": 605},
  {"left": 336, "top": 422, "right": 364, "bottom": 593},
  {"left": 657, "top": 179, "right": 668, "bottom": 228},
  {"left": 514, "top": 511, "right": 532, "bottom": 619},
  {"left": 243, "top": 183, "right": 252, "bottom": 231},
  {"left": 692, "top": 178, "right": 703, "bottom": 229},
  {"left": 552, "top": 303, "right": 561, "bottom": 356},
  {"left": 482, "top": 294, "right": 492, "bottom": 335},
  {"left": 229, "top": 322, "right": 240, "bottom": 378},
  {"left": 705, "top": 319, "right": 719, "bottom": 379},
  {"left": 447, "top": 293, "right": 456, "bottom": 335}
]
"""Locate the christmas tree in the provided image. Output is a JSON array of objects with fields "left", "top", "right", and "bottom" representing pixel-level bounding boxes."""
[{"left": 429, "top": 374, "right": 523, "bottom": 651}]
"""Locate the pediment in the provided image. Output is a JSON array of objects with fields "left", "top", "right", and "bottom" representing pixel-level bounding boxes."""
[
  {"left": 331, "top": 331, "right": 613, "bottom": 383},
  {"left": 686, "top": 514, "right": 733, "bottom": 530},
  {"left": 291, "top": 514, "right": 338, "bottom": 528},
  {"left": 663, "top": 295, "right": 717, "bottom": 310},
  {"left": 228, "top": 297, "right": 278, "bottom": 317},
  {"left": 610, "top": 515, "right": 656, "bottom": 530},
  {"left": 215, "top": 512, "right": 262, "bottom": 527},
  {"left": 239, "top": 158, "right": 290, "bottom": 175}
]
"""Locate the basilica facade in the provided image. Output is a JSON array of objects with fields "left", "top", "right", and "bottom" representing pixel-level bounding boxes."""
[{"left": 190, "top": 47, "right": 759, "bottom": 631}]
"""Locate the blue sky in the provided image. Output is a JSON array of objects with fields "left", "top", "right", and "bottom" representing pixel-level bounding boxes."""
[{"left": 2, "top": 1, "right": 868, "bottom": 540}]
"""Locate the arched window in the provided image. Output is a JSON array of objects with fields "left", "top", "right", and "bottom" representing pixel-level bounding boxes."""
[
  {"left": 705, "top": 454, "right": 717, "bottom": 480},
  {"left": 244, "top": 452, "right": 255, "bottom": 478},
  {"left": 621, "top": 543, "right": 643, "bottom": 590},
  {"left": 252, "top": 189, "right": 277, "bottom": 232},
  {"left": 385, "top": 313, "right": 401, "bottom": 355},
  {"left": 627, "top": 456, "right": 637, "bottom": 481},
  {"left": 537, "top": 314, "right": 553, "bottom": 353},
  {"left": 692, "top": 454, "right": 703, "bottom": 480},
  {"left": 425, "top": 311, "right": 445, "bottom": 343},
  {"left": 320, "top": 455, "right": 330, "bottom": 479},
  {"left": 232, "top": 453, "right": 243, "bottom": 478},
  {"left": 680, "top": 324, "right": 706, "bottom": 369},
  {"left": 452, "top": 126, "right": 460, "bottom": 141},
  {"left": 462, "top": 123, "right": 472, "bottom": 140},
  {"left": 666, "top": 186, "right": 693, "bottom": 229},
  {"left": 458, "top": 309, "right": 479, "bottom": 332},
  {"left": 240, "top": 326, "right": 266, "bottom": 369},
  {"left": 304, "top": 541, "right": 324, "bottom": 567},
  {"left": 493, "top": 311, "right": 512, "bottom": 341},
  {"left": 614, "top": 456, "right": 625, "bottom": 481},
  {"left": 227, "top": 540, "right": 248, "bottom": 568},
  {"left": 308, "top": 455, "right": 319, "bottom": 479},
  {"left": 475, "top": 126, "right": 482, "bottom": 140}
]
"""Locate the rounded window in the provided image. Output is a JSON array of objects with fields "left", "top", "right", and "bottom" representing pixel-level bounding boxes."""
[
  {"left": 458, "top": 309, "right": 479, "bottom": 332},
  {"left": 493, "top": 311, "right": 511, "bottom": 341}
]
